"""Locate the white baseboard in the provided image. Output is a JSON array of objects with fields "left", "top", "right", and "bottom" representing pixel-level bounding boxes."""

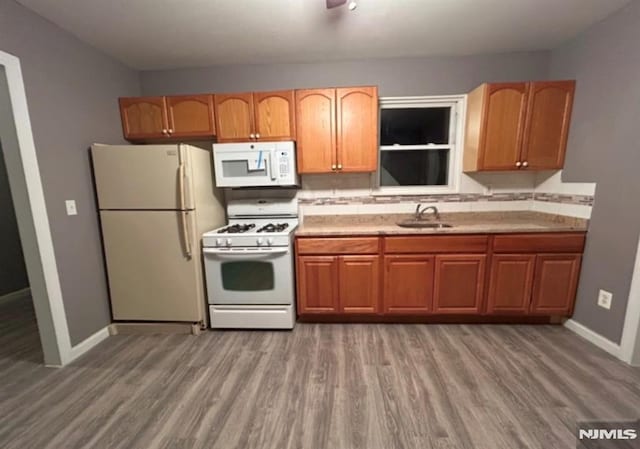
[
  {"left": 0, "top": 287, "right": 31, "bottom": 303},
  {"left": 564, "top": 319, "right": 622, "bottom": 359},
  {"left": 65, "top": 326, "right": 110, "bottom": 364}
]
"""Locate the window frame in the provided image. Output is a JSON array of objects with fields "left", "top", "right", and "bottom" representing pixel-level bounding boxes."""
[{"left": 373, "top": 95, "right": 466, "bottom": 195}]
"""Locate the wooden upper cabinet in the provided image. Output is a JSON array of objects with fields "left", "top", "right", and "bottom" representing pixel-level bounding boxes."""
[
  {"left": 119, "top": 97, "right": 168, "bottom": 140},
  {"left": 339, "top": 255, "right": 380, "bottom": 314},
  {"left": 336, "top": 86, "right": 379, "bottom": 172},
  {"left": 254, "top": 90, "right": 295, "bottom": 141},
  {"left": 487, "top": 254, "right": 536, "bottom": 314},
  {"left": 214, "top": 93, "right": 254, "bottom": 142},
  {"left": 530, "top": 254, "right": 581, "bottom": 315},
  {"left": 383, "top": 255, "right": 434, "bottom": 314},
  {"left": 165, "top": 95, "right": 215, "bottom": 138},
  {"left": 433, "top": 255, "right": 486, "bottom": 314},
  {"left": 464, "top": 80, "right": 575, "bottom": 172},
  {"left": 295, "top": 89, "right": 337, "bottom": 173},
  {"left": 521, "top": 81, "right": 575, "bottom": 170},
  {"left": 297, "top": 255, "right": 340, "bottom": 313},
  {"left": 464, "top": 83, "right": 528, "bottom": 171}
]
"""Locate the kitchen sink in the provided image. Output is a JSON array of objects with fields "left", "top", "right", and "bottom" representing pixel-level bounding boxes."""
[{"left": 396, "top": 220, "right": 453, "bottom": 229}]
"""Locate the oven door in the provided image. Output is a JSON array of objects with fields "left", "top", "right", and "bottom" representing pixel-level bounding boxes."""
[{"left": 203, "top": 247, "right": 294, "bottom": 305}]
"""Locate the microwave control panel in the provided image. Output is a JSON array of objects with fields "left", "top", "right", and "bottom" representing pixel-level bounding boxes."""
[{"left": 278, "top": 150, "right": 291, "bottom": 177}]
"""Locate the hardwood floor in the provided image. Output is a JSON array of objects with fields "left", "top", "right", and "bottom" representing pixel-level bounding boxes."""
[{"left": 1, "top": 295, "right": 639, "bottom": 449}]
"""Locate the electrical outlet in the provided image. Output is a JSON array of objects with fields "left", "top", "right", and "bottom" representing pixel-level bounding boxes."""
[
  {"left": 597, "top": 289, "right": 612, "bottom": 310},
  {"left": 65, "top": 200, "right": 77, "bottom": 216}
]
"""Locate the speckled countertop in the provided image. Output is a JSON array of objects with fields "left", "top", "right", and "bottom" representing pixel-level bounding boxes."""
[{"left": 295, "top": 211, "right": 588, "bottom": 236}]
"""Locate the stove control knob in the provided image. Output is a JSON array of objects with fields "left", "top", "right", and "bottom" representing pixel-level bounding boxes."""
[
  {"left": 256, "top": 237, "right": 264, "bottom": 246},
  {"left": 267, "top": 238, "right": 274, "bottom": 246},
  {"left": 216, "top": 238, "right": 223, "bottom": 247},
  {"left": 226, "top": 238, "right": 232, "bottom": 247}
]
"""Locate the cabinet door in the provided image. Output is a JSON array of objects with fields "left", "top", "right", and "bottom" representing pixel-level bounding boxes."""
[
  {"left": 339, "top": 255, "right": 379, "bottom": 314},
  {"left": 166, "top": 95, "right": 215, "bottom": 138},
  {"left": 521, "top": 81, "right": 575, "bottom": 170},
  {"left": 295, "top": 89, "right": 336, "bottom": 174},
  {"left": 487, "top": 254, "right": 536, "bottom": 314},
  {"left": 433, "top": 255, "right": 486, "bottom": 314},
  {"left": 214, "top": 93, "right": 254, "bottom": 142},
  {"left": 296, "top": 256, "right": 339, "bottom": 313},
  {"left": 336, "top": 86, "right": 379, "bottom": 172},
  {"left": 383, "top": 255, "right": 434, "bottom": 314},
  {"left": 119, "top": 97, "right": 167, "bottom": 140},
  {"left": 479, "top": 83, "right": 528, "bottom": 170},
  {"left": 530, "top": 254, "right": 581, "bottom": 315},
  {"left": 254, "top": 90, "right": 295, "bottom": 141}
]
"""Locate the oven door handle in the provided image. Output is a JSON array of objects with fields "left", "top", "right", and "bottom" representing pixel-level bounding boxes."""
[{"left": 203, "top": 248, "right": 290, "bottom": 257}]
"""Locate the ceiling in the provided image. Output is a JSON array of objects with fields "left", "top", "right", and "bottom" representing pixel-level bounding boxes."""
[{"left": 17, "top": 0, "right": 631, "bottom": 70}]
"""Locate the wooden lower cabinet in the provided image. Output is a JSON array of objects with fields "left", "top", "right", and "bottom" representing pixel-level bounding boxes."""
[
  {"left": 383, "top": 255, "right": 434, "bottom": 314},
  {"left": 296, "top": 234, "right": 584, "bottom": 320},
  {"left": 296, "top": 256, "right": 339, "bottom": 313},
  {"left": 339, "top": 256, "right": 379, "bottom": 313},
  {"left": 530, "top": 254, "right": 582, "bottom": 315},
  {"left": 297, "top": 254, "right": 379, "bottom": 314},
  {"left": 487, "top": 254, "right": 536, "bottom": 314},
  {"left": 433, "top": 255, "right": 486, "bottom": 314}
]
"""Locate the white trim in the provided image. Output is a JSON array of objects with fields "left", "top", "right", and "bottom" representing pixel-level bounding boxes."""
[
  {"left": 0, "top": 287, "right": 31, "bottom": 302},
  {"left": 564, "top": 319, "right": 622, "bottom": 359},
  {"left": 60, "top": 326, "right": 110, "bottom": 367},
  {"left": 620, "top": 234, "right": 640, "bottom": 366},
  {"left": 1, "top": 50, "right": 71, "bottom": 366}
]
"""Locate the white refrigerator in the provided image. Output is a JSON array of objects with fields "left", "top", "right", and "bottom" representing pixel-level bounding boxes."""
[{"left": 91, "top": 143, "right": 225, "bottom": 325}]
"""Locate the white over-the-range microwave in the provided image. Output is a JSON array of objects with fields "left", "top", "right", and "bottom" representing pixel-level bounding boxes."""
[{"left": 212, "top": 141, "right": 300, "bottom": 188}]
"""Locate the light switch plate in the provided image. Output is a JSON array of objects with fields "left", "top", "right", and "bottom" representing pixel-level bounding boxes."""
[
  {"left": 65, "top": 200, "right": 77, "bottom": 216},
  {"left": 597, "top": 289, "right": 612, "bottom": 310}
]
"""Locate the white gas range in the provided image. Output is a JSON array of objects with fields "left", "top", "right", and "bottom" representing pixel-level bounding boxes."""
[{"left": 202, "top": 198, "right": 298, "bottom": 329}]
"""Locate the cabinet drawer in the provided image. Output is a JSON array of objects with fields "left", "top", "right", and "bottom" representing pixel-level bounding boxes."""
[
  {"left": 296, "top": 237, "right": 380, "bottom": 255},
  {"left": 492, "top": 233, "right": 585, "bottom": 253},
  {"left": 384, "top": 236, "right": 489, "bottom": 254}
]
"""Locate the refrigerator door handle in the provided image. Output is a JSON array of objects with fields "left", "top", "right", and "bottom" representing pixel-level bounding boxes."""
[
  {"left": 181, "top": 211, "right": 192, "bottom": 259},
  {"left": 178, "top": 145, "right": 187, "bottom": 210}
]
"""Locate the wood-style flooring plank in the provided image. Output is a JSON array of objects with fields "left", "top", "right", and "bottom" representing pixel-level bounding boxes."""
[{"left": 1, "top": 296, "right": 639, "bottom": 449}]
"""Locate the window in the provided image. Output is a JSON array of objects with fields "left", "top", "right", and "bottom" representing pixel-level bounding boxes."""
[{"left": 377, "top": 96, "right": 464, "bottom": 193}]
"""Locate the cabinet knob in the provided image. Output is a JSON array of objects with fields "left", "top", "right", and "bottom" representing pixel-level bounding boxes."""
[
  {"left": 337, "top": 164, "right": 343, "bottom": 170},
  {"left": 162, "top": 128, "right": 168, "bottom": 135},
  {"left": 522, "top": 161, "right": 529, "bottom": 168},
  {"left": 168, "top": 129, "right": 174, "bottom": 134},
  {"left": 515, "top": 161, "right": 522, "bottom": 167},
  {"left": 249, "top": 133, "right": 255, "bottom": 139},
  {"left": 255, "top": 133, "right": 261, "bottom": 139},
  {"left": 331, "top": 164, "right": 337, "bottom": 170}
]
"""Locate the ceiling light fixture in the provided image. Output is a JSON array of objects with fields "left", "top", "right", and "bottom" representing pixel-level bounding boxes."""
[{"left": 326, "top": 0, "right": 357, "bottom": 11}]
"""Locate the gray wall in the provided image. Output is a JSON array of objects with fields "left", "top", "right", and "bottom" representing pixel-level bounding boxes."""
[
  {"left": 141, "top": 51, "right": 550, "bottom": 96},
  {"left": 550, "top": 1, "right": 640, "bottom": 343},
  {"left": 0, "top": 141, "right": 28, "bottom": 296},
  {"left": 0, "top": 0, "right": 140, "bottom": 344}
]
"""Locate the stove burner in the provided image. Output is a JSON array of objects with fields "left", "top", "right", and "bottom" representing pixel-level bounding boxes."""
[
  {"left": 217, "top": 223, "right": 255, "bottom": 234},
  {"left": 257, "top": 223, "right": 289, "bottom": 233}
]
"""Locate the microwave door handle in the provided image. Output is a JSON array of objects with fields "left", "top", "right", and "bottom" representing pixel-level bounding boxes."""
[{"left": 269, "top": 149, "right": 277, "bottom": 181}]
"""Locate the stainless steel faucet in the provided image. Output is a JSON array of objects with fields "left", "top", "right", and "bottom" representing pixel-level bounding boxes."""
[{"left": 415, "top": 204, "right": 440, "bottom": 221}]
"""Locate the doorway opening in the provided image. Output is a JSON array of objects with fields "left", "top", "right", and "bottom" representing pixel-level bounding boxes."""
[{"left": 1, "top": 51, "right": 71, "bottom": 366}]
